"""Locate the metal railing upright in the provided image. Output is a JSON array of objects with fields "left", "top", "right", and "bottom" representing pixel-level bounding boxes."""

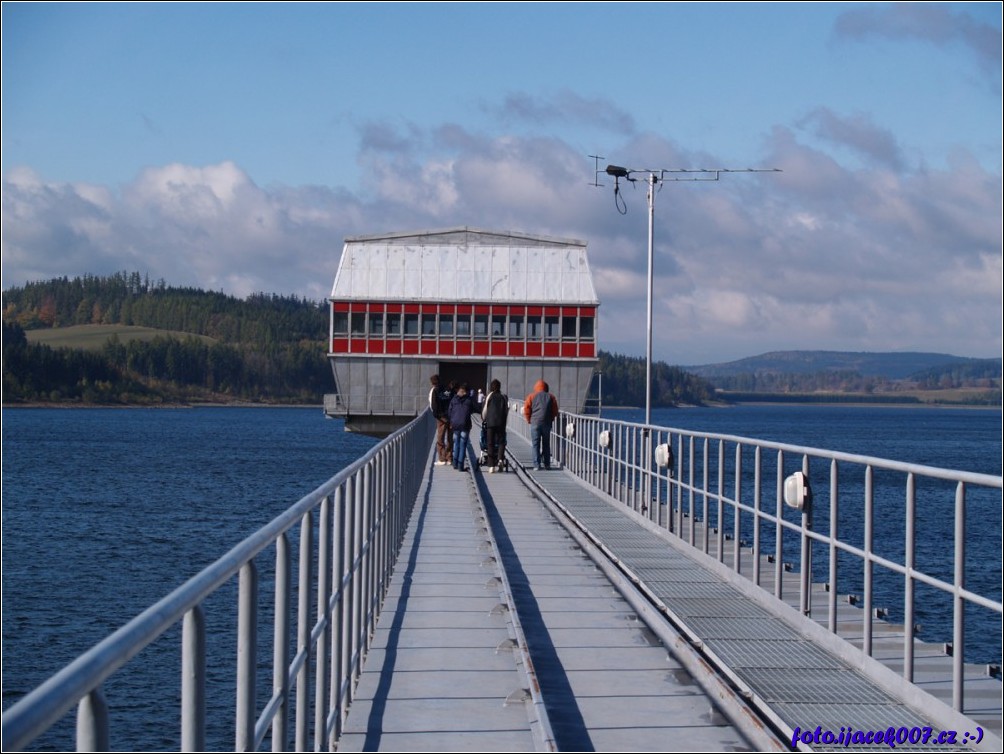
[
  {"left": 2, "top": 411, "right": 435, "bottom": 753},
  {"left": 513, "top": 410, "right": 1003, "bottom": 714}
]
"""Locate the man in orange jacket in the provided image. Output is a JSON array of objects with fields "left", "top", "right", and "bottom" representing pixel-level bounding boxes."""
[{"left": 523, "top": 380, "right": 558, "bottom": 470}]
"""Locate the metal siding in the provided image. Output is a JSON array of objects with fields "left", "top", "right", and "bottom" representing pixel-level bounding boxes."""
[{"left": 331, "top": 229, "right": 597, "bottom": 305}]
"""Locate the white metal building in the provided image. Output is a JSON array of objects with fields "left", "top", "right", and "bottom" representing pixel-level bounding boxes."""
[{"left": 326, "top": 227, "right": 600, "bottom": 435}]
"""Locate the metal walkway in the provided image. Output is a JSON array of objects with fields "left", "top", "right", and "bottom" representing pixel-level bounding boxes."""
[
  {"left": 339, "top": 440, "right": 768, "bottom": 751},
  {"left": 340, "top": 425, "right": 1000, "bottom": 752}
]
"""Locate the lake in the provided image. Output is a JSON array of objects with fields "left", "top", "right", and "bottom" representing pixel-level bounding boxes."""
[{"left": 2, "top": 404, "right": 1000, "bottom": 750}]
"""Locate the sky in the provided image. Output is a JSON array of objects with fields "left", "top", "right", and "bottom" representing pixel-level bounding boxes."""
[{"left": 2, "top": 2, "right": 1001, "bottom": 366}]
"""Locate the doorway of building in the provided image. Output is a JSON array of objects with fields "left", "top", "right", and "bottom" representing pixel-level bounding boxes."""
[{"left": 439, "top": 361, "right": 489, "bottom": 396}]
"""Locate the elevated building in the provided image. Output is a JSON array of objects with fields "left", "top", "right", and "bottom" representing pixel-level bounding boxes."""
[{"left": 325, "top": 227, "right": 599, "bottom": 435}]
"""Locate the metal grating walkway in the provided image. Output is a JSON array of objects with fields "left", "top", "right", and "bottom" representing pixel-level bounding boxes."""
[{"left": 507, "top": 429, "right": 997, "bottom": 750}]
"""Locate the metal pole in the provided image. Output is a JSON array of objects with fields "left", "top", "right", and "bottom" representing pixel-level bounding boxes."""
[{"left": 646, "top": 173, "right": 656, "bottom": 427}]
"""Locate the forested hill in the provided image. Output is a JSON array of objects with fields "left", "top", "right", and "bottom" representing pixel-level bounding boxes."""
[
  {"left": 3, "top": 272, "right": 325, "bottom": 343},
  {"left": 3, "top": 273, "right": 330, "bottom": 404}
]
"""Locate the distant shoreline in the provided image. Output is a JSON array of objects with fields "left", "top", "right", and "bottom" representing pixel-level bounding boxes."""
[{"left": 6, "top": 400, "right": 997, "bottom": 411}]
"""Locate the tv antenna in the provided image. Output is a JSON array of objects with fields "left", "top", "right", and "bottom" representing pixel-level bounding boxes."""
[{"left": 591, "top": 155, "right": 780, "bottom": 424}]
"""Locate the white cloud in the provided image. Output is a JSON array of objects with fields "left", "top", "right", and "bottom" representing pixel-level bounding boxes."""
[{"left": 2, "top": 120, "right": 1000, "bottom": 363}]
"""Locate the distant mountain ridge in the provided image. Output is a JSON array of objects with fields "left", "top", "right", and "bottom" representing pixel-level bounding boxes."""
[{"left": 687, "top": 351, "right": 1001, "bottom": 381}]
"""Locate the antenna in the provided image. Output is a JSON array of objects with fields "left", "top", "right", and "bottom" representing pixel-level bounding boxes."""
[
  {"left": 588, "top": 154, "right": 606, "bottom": 187},
  {"left": 591, "top": 156, "right": 781, "bottom": 425}
]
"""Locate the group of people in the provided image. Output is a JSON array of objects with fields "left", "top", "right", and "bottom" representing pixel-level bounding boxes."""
[{"left": 428, "top": 374, "right": 559, "bottom": 473}]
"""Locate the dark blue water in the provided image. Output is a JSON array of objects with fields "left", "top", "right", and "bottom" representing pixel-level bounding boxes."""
[
  {"left": 2, "top": 407, "right": 378, "bottom": 751},
  {"left": 2, "top": 404, "right": 1000, "bottom": 750}
]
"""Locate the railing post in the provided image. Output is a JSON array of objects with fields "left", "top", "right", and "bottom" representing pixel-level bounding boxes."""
[
  {"left": 716, "top": 440, "right": 725, "bottom": 563},
  {"left": 753, "top": 446, "right": 762, "bottom": 587},
  {"left": 236, "top": 561, "right": 258, "bottom": 752},
  {"left": 953, "top": 481, "right": 966, "bottom": 711},
  {"left": 295, "top": 511, "right": 313, "bottom": 752},
  {"left": 315, "top": 496, "right": 332, "bottom": 752},
  {"left": 775, "top": 450, "right": 784, "bottom": 601},
  {"left": 330, "top": 485, "right": 346, "bottom": 745},
  {"left": 271, "top": 534, "right": 291, "bottom": 753},
  {"left": 904, "top": 472, "right": 916, "bottom": 683},
  {"left": 182, "top": 605, "right": 207, "bottom": 753},
  {"left": 863, "top": 465, "right": 874, "bottom": 657},
  {"left": 799, "top": 455, "right": 811, "bottom": 616},
  {"left": 700, "top": 437, "right": 708, "bottom": 552},
  {"left": 76, "top": 688, "right": 109, "bottom": 752},
  {"left": 734, "top": 444, "right": 743, "bottom": 574},
  {"left": 828, "top": 460, "right": 839, "bottom": 634}
]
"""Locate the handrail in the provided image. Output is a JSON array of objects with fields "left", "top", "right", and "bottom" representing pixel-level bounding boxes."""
[
  {"left": 515, "top": 410, "right": 1002, "bottom": 715},
  {"left": 2, "top": 410, "right": 436, "bottom": 752}
]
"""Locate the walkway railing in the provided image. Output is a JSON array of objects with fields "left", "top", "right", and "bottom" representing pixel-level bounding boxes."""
[
  {"left": 515, "top": 410, "right": 1003, "bottom": 713},
  {"left": 2, "top": 411, "right": 435, "bottom": 753}
]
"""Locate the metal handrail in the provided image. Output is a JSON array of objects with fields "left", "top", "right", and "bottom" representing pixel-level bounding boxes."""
[
  {"left": 324, "top": 393, "right": 426, "bottom": 416},
  {"left": 518, "top": 410, "right": 1003, "bottom": 714},
  {"left": 2, "top": 410, "right": 436, "bottom": 752}
]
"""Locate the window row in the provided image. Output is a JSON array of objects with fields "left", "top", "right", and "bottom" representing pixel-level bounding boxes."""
[{"left": 331, "top": 303, "right": 596, "bottom": 342}]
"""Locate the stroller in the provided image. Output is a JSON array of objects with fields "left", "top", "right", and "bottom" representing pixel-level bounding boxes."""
[{"left": 478, "top": 424, "right": 509, "bottom": 472}]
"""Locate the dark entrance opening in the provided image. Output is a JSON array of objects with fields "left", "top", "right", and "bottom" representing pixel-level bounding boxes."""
[{"left": 439, "top": 361, "right": 489, "bottom": 395}]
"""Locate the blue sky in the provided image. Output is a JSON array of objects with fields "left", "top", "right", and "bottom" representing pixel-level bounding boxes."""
[{"left": 2, "top": 2, "right": 1001, "bottom": 364}]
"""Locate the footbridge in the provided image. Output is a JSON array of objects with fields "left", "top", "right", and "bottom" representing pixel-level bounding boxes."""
[{"left": 3, "top": 410, "right": 1001, "bottom": 752}]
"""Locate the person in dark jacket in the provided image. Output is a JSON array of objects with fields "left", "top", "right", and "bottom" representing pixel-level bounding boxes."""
[
  {"left": 481, "top": 379, "right": 508, "bottom": 472},
  {"left": 448, "top": 383, "right": 475, "bottom": 471},
  {"left": 429, "top": 374, "right": 452, "bottom": 466}
]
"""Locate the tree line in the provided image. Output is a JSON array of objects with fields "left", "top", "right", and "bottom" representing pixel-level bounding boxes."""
[
  {"left": 594, "top": 352, "right": 717, "bottom": 407},
  {"left": 4, "top": 271, "right": 326, "bottom": 345},
  {"left": 2, "top": 273, "right": 330, "bottom": 404}
]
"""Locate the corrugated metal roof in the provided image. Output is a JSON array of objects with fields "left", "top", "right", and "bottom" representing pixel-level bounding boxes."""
[{"left": 331, "top": 227, "right": 599, "bottom": 305}]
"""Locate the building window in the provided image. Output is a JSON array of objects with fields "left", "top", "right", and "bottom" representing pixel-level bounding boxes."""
[
  {"left": 439, "top": 314, "right": 454, "bottom": 336},
  {"left": 579, "top": 316, "right": 594, "bottom": 340},
  {"left": 508, "top": 314, "right": 524, "bottom": 339},
  {"left": 404, "top": 313, "right": 419, "bottom": 336},
  {"left": 350, "top": 313, "right": 366, "bottom": 335},
  {"left": 545, "top": 316, "right": 560, "bottom": 339},
  {"left": 491, "top": 314, "right": 506, "bottom": 337},
  {"left": 474, "top": 314, "right": 489, "bottom": 337},
  {"left": 333, "top": 312, "right": 349, "bottom": 335},
  {"left": 386, "top": 312, "right": 402, "bottom": 335},
  {"left": 562, "top": 316, "right": 577, "bottom": 339},
  {"left": 457, "top": 314, "right": 471, "bottom": 337},
  {"left": 527, "top": 316, "right": 542, "bottom": 339},
  {"left": 369, "top": 312, "right": 384, "bottom": 336},
  {"left": 421, "top": 314, "right": 437, "bottom": 336}
]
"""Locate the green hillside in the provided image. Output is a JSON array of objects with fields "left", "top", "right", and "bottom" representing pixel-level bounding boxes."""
[{"left": 26, "top": 324, "right": 217, "bottom": 351}]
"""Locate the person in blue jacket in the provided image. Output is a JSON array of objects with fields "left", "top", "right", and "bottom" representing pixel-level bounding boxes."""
[{"left": 448, "top": 383, "right": 476, "bottom": 471}]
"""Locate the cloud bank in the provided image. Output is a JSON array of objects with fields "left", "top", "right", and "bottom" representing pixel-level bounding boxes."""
[{"left": 2, "top": 111, "right": 1000, "bottom": 364}]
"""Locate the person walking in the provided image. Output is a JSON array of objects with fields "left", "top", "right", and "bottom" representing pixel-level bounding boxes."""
[
  {"left": 481, "top": 379, "right": 508, "bottom": 472},
  {"left": 448, "top": 383, "right": 475, "bottom": 472},
  {"left": 429, "top": 374, "right": 452, "bottom": 465},
  {"left": 523, "top": 380, "right": 558, "bottom": 471}
]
